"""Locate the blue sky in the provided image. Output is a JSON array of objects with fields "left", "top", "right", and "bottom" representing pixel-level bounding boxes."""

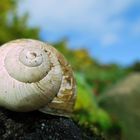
[{"left": 19, "top": 0, "right": 140, "bottom": 66}]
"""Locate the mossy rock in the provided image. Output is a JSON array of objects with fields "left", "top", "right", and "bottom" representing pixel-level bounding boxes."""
[{"left": 99, "top": 73, "right": 140, "bottom": 140}]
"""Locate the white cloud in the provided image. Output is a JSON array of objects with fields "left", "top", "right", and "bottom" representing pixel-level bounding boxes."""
[
  {"left": 131, "top": 20, "right": 140, "bottom": 35},
  {"left": 18, "top": 0, "right": 136, "bottom": 47},
  {"left": 102, "top": 34, "right": 119, "bottom": 46}
]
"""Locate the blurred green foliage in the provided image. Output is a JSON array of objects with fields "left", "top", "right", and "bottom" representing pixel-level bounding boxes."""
[
  {"left": 0, "top": 0, "right": 39, "bottom": 45},
  {"left": 53, "top": 40, "right": 126, "bottom": 130},
  {"left": 74, "top": 73, "right": 112, "bottom": 130},
  {"left": 53, "top": 40, "right": 126, "bottom": 94},
  {"left": 127, "top": 61, "right": 140, "bottom": 72}
]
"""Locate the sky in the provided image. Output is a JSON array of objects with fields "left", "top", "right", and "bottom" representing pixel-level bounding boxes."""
[{"left": 18, "top": 0, "right": 140, "bottom": 66}]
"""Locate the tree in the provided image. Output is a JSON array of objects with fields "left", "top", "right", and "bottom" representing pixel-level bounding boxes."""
[
  {"left": 0, "top": 0, "right": 40, "bottom": 45},
  {"left": 129, "top": 61, "right": 140, "bottom": 72}
]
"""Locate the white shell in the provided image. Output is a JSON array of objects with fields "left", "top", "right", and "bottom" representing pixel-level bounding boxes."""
[{"left": 0, "top": 39, "right": 76, "bottom": 117}]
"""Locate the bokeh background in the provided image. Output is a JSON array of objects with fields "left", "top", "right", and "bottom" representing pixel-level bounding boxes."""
[{"left": 1, "top": 0, "right": 140, "bottom": 140}]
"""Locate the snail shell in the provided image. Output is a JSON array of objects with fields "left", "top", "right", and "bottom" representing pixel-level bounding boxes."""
[{"left": 0, "top": 39, "right": 76, "bottom": 117}]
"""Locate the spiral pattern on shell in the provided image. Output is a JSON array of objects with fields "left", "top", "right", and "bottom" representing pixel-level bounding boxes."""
[{"left": 0, "top": 39, "right": 76, "bottom": 116}]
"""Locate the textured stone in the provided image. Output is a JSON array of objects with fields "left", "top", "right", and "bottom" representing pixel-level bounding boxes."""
[
  {"left": 100, "top": 73, "right": 140, "bottom": 140},
  {"left": 0, "top": 108, "right": 103, "bottom": 140}
]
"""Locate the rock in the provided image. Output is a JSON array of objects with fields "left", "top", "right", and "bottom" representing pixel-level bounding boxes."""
[
  {"left": 99, "top": 73, "right": 140, "bottom": 140},
  {"left": 0, "top": 108, "right": 103, "bottom": 140}
]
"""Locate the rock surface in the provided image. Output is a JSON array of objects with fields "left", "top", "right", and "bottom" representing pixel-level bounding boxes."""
[
  {"left": 99, "top": 73, "right": 140, "bottom": 140},
  {"left": 0, "top": 108, "right": 103, "bottom": 140}
]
